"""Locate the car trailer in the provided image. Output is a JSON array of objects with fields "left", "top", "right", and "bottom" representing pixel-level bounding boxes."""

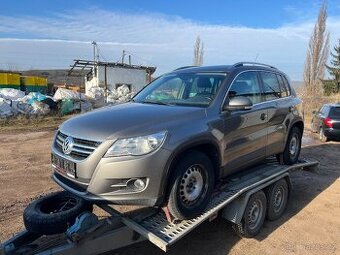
[{"left": 0, "top": 158, "right": 318, "bottom": 255}]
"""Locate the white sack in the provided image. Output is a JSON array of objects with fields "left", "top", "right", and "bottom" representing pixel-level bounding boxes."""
[
  {"left": 54, "top": 88, "right": 86, "bottom": 101},
  {"left": 0, "top": 99, "right": 13, "bottom": 117},
  {"left": 0, "top": 88, "right": 25, "bottom": 100}
]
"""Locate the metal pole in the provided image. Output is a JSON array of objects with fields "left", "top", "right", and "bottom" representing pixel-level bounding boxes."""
[
  {"left": 105, "top": 65, "right": 107, "bottom": 103},
  {"left": 122, "top": 50, "right": 125, "bottom": 64},
  {"left": 92, "top": 41, "right": 97, "bottom": 78}
]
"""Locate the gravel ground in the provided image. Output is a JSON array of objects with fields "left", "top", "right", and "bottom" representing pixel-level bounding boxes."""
[{"left": 0, "top": 128, "right": 339, "bottom": 255}]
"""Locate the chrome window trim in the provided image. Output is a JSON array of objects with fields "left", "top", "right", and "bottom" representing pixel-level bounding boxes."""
[{"left": 220, "top": 70, "right": 293, "bottom": 113}]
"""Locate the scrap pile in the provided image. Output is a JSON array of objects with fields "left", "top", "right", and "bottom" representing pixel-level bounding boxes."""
[
  {"left": 0, "top": 89, "right": 54, "bottom": 118},
  {"left": 0, "top": 84, "right": 133, "bottom": 118}
]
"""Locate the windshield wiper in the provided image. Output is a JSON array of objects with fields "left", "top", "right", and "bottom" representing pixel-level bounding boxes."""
[{"left": 141, "top": 100, "right": 173, "bottom": 106}]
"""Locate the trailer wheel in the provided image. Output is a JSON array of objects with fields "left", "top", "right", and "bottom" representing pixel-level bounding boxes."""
[
  {"left": 167, "top": 151, "right": 215, "bottom": 220},
  {"left": 266, "top": 179, "right": 288, "bottom": 221},
  {"left": 232, "top": 190, "right": 267, "bottom": 238},
  {"left": 23, "top": 191, "right": 93, "bottom": 235}
]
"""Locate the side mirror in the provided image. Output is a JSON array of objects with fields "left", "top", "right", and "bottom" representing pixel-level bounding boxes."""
[
  {"left": 312, "top": 110, "right": 316, "bottom": 114},
  {"left": 224, "top": 96, "right": 253, "bottom": 111}
]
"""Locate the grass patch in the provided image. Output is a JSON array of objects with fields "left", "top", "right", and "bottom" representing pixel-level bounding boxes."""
[{"left": 0, "top": 114, "right": 75, "bottom": 132}]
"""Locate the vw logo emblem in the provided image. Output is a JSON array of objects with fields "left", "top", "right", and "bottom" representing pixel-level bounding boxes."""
[{"left": 62, "top": 137, "right": 74, "bottom": 155}]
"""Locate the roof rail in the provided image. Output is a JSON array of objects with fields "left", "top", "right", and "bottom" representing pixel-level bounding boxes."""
[
  {"left": 232, "top": 62, "right": 277, "bottom": 69},
  {"left": 173, "top": 65, "right": 197, "bottom": 71}
]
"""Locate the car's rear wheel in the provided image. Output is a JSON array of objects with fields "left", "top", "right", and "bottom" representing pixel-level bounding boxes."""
[
  {"left": 319, "top": 127, "right": 329, "bottom": 142},
  {"left": 279, "top": 126, "right": 302, "bottom": 165},
  {"left": 167, "top": 151, "right": 215, "bottom": 220}
]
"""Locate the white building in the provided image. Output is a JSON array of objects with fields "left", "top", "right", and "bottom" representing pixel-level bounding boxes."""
[{"left": 83, "top": 61, "right": 156, "bottom": 95}]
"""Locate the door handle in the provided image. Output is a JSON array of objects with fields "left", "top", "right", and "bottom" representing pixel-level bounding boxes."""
[{"left": 260, "top": 113, "right": 267, "bottom": 121}]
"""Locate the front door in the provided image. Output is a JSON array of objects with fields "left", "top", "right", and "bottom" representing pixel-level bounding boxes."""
[{"left": 221, "top": 71, "right": 267, "bottom": 176}]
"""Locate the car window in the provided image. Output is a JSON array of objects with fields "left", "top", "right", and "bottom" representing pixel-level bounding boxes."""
[
  {"left": 320, "top": 106, "right": 329, "bottom": 116},
  {"left": 147, "top": 77, "right": 183, "bottom": 100},
  {"left": 134, "top": 72, "right": 228, "bottom": 107},
  {"left": 276, "top": 75, "right": 289, "bottom": 97},
  {"left": 281, "top": 75, "right": 291, "bottom": 96},
  {"left": 260, "top": 72, "right": 281, "bottom": 100},
  {"left": 228, "top": 71, "right": 262, "bottom": 104},
  {"left": 329, "top": 107, "right": 340, "bottom": 118},
  {"left": 323, "top": 106, "right": 329, "bottom": 115}
]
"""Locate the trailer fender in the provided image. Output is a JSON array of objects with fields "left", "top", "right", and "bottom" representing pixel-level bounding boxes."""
[{"left": 221, "top": 173, "right": 291, "bottom": 224}]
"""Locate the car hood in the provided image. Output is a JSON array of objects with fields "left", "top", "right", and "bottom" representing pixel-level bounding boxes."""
[{"left": 59, "top": 102, "right": 206, "bottom": 141}]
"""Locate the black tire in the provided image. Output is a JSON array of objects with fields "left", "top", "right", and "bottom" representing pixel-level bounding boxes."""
[
  {"left": 319, "top": 127, "right": 329, "bottom": 142},
  {"left": 279, "top": 126, "right": 302, "bottom": 165},
  {"left": 232, "top": 191, "right": 267, "bottom": 238},
  {"left": 23, "top": 191, "right": 93, "bottom": 235},
  {"left": 167, "top": 151, "right": 215, "bottom": 220},
  {"left": 265, "top": 179, "right": 288, "bottom": 221}
]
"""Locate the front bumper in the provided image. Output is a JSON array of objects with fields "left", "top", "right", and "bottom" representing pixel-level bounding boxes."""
[{"left": 52, "top": 146, "right": 172, "bottom": 206}]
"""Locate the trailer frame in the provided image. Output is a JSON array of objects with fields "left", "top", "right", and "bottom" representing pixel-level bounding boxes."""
[{"left": 0, "top": 158, "right": 319, "bottom": 255}]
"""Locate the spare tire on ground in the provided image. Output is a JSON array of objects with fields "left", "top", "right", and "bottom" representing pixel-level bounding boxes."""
[{"left": 23, "top": 191, "right": 93, "bottom": 235}]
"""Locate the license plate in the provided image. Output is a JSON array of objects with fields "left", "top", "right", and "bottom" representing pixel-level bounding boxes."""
[{"left": 51, "top": 154, "right": 76, "bottom": 178}]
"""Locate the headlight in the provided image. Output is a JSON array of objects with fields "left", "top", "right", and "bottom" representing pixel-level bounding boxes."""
[{"left": 105, "top": 131, "right": 167, "bottom": 157}]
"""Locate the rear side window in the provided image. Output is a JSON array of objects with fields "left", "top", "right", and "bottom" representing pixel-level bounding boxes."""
[
  {"left": 260, "top": 72, "right": 281, "bottom": 100},
  {"left": 228, "top": 71, "right": 262, "bottom": 104},
  {"left": 329, "top": 107, "right": 340, "bottom": 118},
  {"left": 276, "top": 75, "right": 290, "bottom": 97},
  {"left": 319, "top": 106, "right": 329, "bottom": 116},
  {"left": 282, "top": 76, "right": 291, "bottom": 96}
]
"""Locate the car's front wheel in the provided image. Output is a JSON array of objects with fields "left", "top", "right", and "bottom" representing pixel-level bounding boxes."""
[{"left": 167, "top": 151, "right": 215, "bottom": 220}]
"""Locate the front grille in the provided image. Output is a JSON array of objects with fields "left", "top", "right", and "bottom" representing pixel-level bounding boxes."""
[{"left": 55, "top": 131, "right": 101, "bottom": 160}]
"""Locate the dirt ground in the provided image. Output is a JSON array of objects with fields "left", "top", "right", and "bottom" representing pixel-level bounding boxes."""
[{"left": 0, "top": 128, "right": 339, "bottom": 255}]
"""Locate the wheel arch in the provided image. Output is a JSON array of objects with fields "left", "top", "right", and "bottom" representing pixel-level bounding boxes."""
[
  {"left": 158, "top": 140, "right": 221, "bottom": 205},
  {"left": 284, "top": 119, "right": 304, "bottom": 145},
  {"left": 291, "top": 120, "right": 304, "bottom": 136}
]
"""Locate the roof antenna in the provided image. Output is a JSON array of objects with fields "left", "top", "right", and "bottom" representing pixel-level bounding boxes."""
[{"left": 254, "top": 53, "right": 259, "bottom": 62}]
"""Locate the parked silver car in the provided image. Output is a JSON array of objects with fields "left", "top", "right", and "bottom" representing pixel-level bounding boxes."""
[{"left": 51, "top": 62, "right": 303, "bottom": 219}]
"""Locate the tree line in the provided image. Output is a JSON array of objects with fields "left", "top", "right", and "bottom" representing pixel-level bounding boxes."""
[{"left": 303, "top": 1, "right": 340, "bottom": 97}]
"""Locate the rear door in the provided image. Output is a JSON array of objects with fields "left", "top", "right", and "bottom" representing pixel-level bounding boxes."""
[
  {"left": 221, "top": 71, "right": 267, "bottom": 175},
  {"left": 316, "top": 106, "right": 328, "bottom": 131},
  {"left": 259, "top": 71, "right": 291, "bottom": 156}
]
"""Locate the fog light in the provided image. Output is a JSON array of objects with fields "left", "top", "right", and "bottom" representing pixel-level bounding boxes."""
[{"left": 134, "top": 179, "right": 146, "bottom": 190}]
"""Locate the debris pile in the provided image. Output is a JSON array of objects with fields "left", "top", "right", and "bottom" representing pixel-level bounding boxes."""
[
  {"left": 0, "top": 89, "right": 52, "bottom": 117},
  {"left": 0, "top": 85, "right": 133, "bottom": 119},
  {"left": 107, "top": 85, "right": 134, "bottom": 104}
]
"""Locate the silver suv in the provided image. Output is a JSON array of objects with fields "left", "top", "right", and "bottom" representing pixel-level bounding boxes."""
[{"left": 51, "top": 62, "right": 303, "bottom": 219}]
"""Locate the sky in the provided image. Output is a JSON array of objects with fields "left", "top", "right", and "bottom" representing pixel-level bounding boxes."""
[{"left": 0, "top": 0, "right": 340, "bottom": 80}]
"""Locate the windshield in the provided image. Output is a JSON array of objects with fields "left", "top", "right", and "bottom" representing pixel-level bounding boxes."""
[{"left": 133, "top": 72, "right": 228, "bottom": 107}]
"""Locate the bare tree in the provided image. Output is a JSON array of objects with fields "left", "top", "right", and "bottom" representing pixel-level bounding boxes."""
[
  {"left": 193, "top": 36, "right": 204, "bottom": 66},
  {"left": 303, "top": 1, "right": 330, "bottom": 96}
]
